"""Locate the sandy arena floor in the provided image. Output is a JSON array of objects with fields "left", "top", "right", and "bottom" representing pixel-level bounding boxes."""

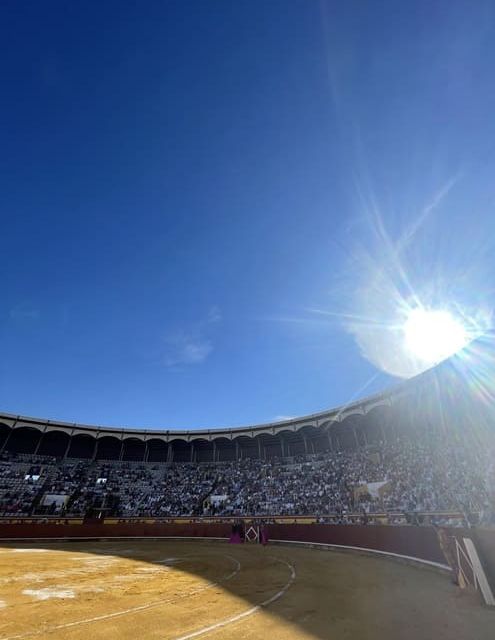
[{"left": 0, "top": 539, "right": 492, "bottom": 640}]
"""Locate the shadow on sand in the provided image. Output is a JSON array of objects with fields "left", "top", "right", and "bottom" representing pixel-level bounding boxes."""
[{"left": 0, "top": 538, "right": 492, "bottom": 640}]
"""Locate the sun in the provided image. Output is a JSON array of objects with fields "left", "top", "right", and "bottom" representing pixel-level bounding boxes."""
[{"left": 403, "top": 308, "right": 469, "bottom": 365}]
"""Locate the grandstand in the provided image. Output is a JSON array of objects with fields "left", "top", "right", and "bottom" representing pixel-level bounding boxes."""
[{"left": 0, "top": 334, "right": 494, "bottom": 523}]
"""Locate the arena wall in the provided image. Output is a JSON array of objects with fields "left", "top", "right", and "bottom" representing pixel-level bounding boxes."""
[
  {"left": 0, "top": 522, "right": 232, "bottom": 540},
  {"left": 267, "top": 523, "right": 447, "bottom": 565},
  {"left": 2, "top": 520, "right": 493, "bottom": 586},
  {"left": 473, "top": 529, "right": 495, "bottom": 591},
  {"left": 0, "top": 521, "right": 446, "bottom": 565}
]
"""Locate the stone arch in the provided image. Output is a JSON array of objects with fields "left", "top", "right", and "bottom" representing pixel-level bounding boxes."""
[
  {"left": 362, "top": 405, "right": 390, "bottom": 444},
  {"left": 95, "top": 436, "right": 121, "bottom": 461},
  {"left": 337, "top": 413, "right": 366, "bottom": 448},
  {"left": 276, "top": 428, "right": 305, "bottom": 457},
  {"left": 295, "top": 425, "right": 322, "bottom": 455},
  {"left": 213, "top": 436, "right": 235, "bottom": 462},
  {"left": 5, "top": 426, "right": 42, "bottom": 454},
  {"left": 37, "top": 430, "right": 70, "bottom": 457},
  {"left": 193, "top": 438, "right": 214, "bottom": 463},
  {"left": 334, "top": 416, "right": 359, "bottom": 450},
  {"left": 254, "top": 433, "right": 282, "bottom": 459},
  {"left": 146, "top": 438, "right": 169, "bottom": 463},
  {"left": 169, "top": 438, "right": 191, "bottom": 463},
  {"left": 122, "top": 437, "right": 145, "bottom": 462},
  {"left": 309, "top": 428, "right": 332, "bottom": 454},
  {"left": 66, "top": 433, "right": 96, "bottom": 459},
  {"left": 233, "top": 435, "right": 258, "bottom": 460}
]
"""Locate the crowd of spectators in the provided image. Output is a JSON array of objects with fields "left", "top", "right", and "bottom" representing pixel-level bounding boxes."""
[
  {"left": 0, "top": 458, "right": 43, "bottom": 516},
  {"left": 0, "top": 430, "right": 492, "bottom": 525},
  {"left": 201, "top": 435, "right": 493, "bottom": 521}
]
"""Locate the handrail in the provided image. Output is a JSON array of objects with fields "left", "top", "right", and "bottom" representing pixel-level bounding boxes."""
[{"left": 0, "top": 511, "right": 473, "bottom": 524}]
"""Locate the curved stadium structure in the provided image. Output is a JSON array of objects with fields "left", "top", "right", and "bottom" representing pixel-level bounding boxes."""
[
  {"left": 1, "top": 334, "right": 494, "bottom": 463},
  {"left": 0, "top": 334, "right": 493, "bottom": 525}
]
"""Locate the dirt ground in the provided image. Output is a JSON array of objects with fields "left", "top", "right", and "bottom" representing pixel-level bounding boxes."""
[{"left": 0, "top": 539, "right": 492, "bottom": 640}]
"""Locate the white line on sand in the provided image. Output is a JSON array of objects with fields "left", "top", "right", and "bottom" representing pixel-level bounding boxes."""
[
  {"left": 10, "top": 549, "right": 50, "bottom": 553},
  {"left": 0, "top": 554, "right": 241, "bottom": 640},
  {"left": 22, "top": 589, "right": 75, "bottom": 601},
  {"left": 171, "top": 557, "right": 296, "bottom": 640}
]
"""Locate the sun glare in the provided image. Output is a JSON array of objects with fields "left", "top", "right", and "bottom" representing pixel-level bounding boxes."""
[{"left": 403, "top": 308, "right": 469, "bottom": 365}]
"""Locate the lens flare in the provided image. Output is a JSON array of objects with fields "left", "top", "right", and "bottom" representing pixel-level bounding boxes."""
[{"left": 403, "top": 308, "right": 468, "bottom": 364}]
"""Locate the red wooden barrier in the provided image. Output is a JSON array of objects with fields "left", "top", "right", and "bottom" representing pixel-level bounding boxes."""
[
  {"left": 0, "top": 521, "right": 447, "bottom": 565},
  {"left": 266, "top": 523, "right": 447, "bottom": 565},
  {"left": 0, "top": 522, "right": 231, "bottom": 539}
]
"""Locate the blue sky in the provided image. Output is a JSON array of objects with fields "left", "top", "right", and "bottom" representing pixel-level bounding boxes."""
[{"left": 2, "top": 1, "right": 495, "bottom": 429}]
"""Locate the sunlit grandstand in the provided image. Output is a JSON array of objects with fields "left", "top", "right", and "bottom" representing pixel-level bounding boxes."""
[{"left": 1, "top": 334, "right": 494, "bottom": 522}]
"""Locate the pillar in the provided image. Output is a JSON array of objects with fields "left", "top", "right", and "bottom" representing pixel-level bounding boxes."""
[
  {"left": 380, "top": 422, "right": 386, "bottom": 443},
  {"left": 362, "top": 427, "right": 368, "bottom": 446},
  {"left": 353, "top": 426, "right": 360, "bottom": 449},
  {"left": 327, "top": 431, "right": 333, "bottom": 451},
  {"left": 0, "top": 428, "right": 14, "bottom": 453},
  {"left": 63, "top": 436, "right": 72, "bottom": 460},
  {"left": 34, "top": 432, "right": 44, "bottom": 455}
]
